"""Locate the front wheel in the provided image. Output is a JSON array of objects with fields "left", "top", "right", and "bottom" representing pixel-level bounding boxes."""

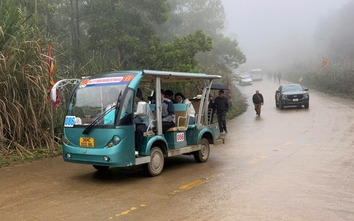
[
  {"left": 144, "top": 147, "right": 164, "bottom": 177},
  {"left": 193, "top": 138, "right": 210, "bottom": 163},
  {"left": 304, "top": 102, "right": 309, "bottom": 109},
  {"left": 279, "top": 99, "right": 284, "bottom": 110}
]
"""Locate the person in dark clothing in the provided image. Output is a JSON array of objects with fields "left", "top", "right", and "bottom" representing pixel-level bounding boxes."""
[
  {"left": 214, "top": 90, "right": 229, "bottom": 134},
  {"left": 252, "top": 90, "right": 264, "bottom": 116},
  {"left": 161, "top": 89, "right": 175, "bottom": 132},
  {"left": 164, "top": 90, "right": 177, "bottom": 104}
]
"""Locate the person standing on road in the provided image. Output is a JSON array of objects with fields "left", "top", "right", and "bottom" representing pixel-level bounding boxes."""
[
  {"left": 277, "top": 72, "right": 282, "bottom": 84},
  {"left": 252, "top": 90, "right": 264, "bottom": 116},
  {"left": 214, "top": 90, "right": 229, "bottom": 134}
]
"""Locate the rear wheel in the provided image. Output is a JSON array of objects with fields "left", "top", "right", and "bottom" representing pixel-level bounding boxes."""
[
  {"left": 144, "top": 147, "right": 164, "bottom": 177},
  {"left": 93, "top": 165, "right": 109, "bottom": 171},
  {"left": 193, "top": 138, "right": 210, "bottom": 163}
]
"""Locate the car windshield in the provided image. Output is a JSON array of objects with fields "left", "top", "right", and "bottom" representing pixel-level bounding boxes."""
[
  {"left": 282, "top": 84, "right": 303, "bottom": 92},
  {"left": 242, "top": 75, "right": 251, "bottom": 79}
]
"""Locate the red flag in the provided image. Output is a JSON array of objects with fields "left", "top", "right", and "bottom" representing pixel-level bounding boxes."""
[
  {"left": 322, "top": 58, "right": 330, "bottom": 68},
  {"left": 47, "top": 45, "right": 61, "bottom": 108}
]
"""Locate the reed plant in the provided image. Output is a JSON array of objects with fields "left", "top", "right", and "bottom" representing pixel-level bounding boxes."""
[{"left": 0, "top": 0, "right": 59, "bottom": 158}]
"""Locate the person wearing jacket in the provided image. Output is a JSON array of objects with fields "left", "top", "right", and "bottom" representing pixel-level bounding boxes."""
[
  {"left": 161, "top": 89, "right": 175, "bottom": 132},
  {"left": 252, "top": 90, "right": 264, "bottom": 116},
  {"left": 214, "top": 90, "right": 229, "bottom": 134}
]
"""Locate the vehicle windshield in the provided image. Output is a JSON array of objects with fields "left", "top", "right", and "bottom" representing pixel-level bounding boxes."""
[
  {"left": 67, "top": 77, "right": 132, "bottom": 126},
  {"left": 282, "top": 84, "right": 303, "bottom": 92},
  {"left": 241, "top": 75, "right": 251, "bottom": 79}
]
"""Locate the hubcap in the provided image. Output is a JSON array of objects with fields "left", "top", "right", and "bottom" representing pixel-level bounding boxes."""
[
  {"left": 201, "top": 144, "right": 206, "bottom": 156},
  {"left": 151, "top": 152, "right": 162, "bottom": 171}
]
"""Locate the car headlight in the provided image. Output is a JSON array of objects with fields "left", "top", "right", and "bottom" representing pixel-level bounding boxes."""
[
  {"left": 281, "top": 95, "right": 287, "bottom": 99},
  {"left": 303, "top": 93, "right": 309, "bottom": 98}
]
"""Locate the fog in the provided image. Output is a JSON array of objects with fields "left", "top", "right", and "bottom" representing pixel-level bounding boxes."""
[{"left": 222, "top": 0, "right": 350, "bottom": 72}]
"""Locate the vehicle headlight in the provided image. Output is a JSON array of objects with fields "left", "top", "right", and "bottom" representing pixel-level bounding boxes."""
[
  {"left": 303, "top": 93, "right": 309, "bottom": 98},
  {"left": 112, "top": 136, "right": 120, "bottom": 145},
  {"left": 107, "top": 135, "right": 121, "bottom": 148},
  {"left": 281, "top": 95, "right": 287, "bottom": 99}
]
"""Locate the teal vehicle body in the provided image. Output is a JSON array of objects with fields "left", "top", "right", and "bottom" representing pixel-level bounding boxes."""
[{"left": 52, "top": 70, "right": 224, "bottom": 176}]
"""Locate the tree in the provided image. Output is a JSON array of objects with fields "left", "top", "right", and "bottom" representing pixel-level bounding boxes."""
[
  {"left": 155, "top": 0, "right": 245, "bottom": 76},
  {"left": 134, "top": 30, "right": 212, "bottom": 71},
  {"left": 82, "top": 0, "right": 170, "bottom": 65},
  {"left": 155, "top": 0, "right": 225, "bottom": 41}
]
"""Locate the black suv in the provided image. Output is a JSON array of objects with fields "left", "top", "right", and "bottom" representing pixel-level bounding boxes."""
[{"left": 275, "top": 84, "right": 309, "bottom": 109}]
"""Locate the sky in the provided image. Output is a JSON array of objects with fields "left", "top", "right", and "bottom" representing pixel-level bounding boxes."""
[{"left": 221, "top": 0, "right": 351, "bottom": 72}]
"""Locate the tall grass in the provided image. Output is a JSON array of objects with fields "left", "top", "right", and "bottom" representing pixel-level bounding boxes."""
[{"left": 0, "top": 1, "right": 57, "bottom": 156}]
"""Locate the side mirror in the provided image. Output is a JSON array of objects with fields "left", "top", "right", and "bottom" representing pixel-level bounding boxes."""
[
  {"left": 50, "top": 86, "right": 57, "bottom": 102},
  {"left": 134, "top": 101, "right": 147, "bottom": 116}
]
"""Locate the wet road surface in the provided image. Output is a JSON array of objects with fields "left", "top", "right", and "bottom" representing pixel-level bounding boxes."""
[{"left": 1, "top": 78, "right": 354, "bottom": 221}]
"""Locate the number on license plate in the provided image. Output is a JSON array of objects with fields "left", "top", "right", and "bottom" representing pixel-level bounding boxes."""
[
  {"left": 80, "top": 137, "right": 94, "bottom": 147},
  {"left": 293, "top": 98, "right": 298, "bottom": 101}
]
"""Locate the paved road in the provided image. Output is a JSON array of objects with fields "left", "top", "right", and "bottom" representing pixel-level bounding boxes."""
[{"left": 1, "top": 78, "right": 354, "bottom": 221}]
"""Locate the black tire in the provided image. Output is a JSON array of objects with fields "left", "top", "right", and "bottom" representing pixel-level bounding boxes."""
[
  {"left": 275, "top": 99, "right": 279, "bottom": 108},
  {"left": 144, "top": 147, "right": 164, "bottom": 177},
  {"left": 304, "top": 102, "right": 309, "bottom": 109},
  {"left": 193, "top": 138, "right": 210, "bottom": 163},
  {"left": 279, "top": 100, "right": 284, "bottom": 110},
  {"left": 93, "top": 165, "right": 109, "bottom": 171}
]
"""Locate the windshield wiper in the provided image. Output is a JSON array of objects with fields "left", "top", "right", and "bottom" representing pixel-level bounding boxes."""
[
  {"left": 82, "top": 105, "right": 116, "bottom": 135},
  {"left": 82, "top": 91, "right": 122, "bottom": 135}
]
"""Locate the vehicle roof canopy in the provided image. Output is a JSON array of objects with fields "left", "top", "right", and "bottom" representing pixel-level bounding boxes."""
[
  {"left": 87, "top": 70, "right": 221, "bottom": 83},
  {"left": 141, "top": 70, "right": 221, "bottom": 83}
]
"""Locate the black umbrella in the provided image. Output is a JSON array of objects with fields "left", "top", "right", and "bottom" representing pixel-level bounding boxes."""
[{"left": 211, "top": 83, "right": 229, "bottom": 90}]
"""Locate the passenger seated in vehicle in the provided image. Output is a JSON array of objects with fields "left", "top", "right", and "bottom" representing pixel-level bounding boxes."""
[
  {"left": 161, "top": 89, "right": 175, "bottom": 132},
  {"left": 134, "top": 88, "right": 153, "bottom": 155},
  {"left": 164, "top": 90, "right": 178, "bottom": 104},
  {"left": 175, "top": 92, "right": 195, "bottom": 124}
]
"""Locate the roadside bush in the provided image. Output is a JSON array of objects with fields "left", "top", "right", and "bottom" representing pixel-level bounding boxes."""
[{"left": 285, "top": 68, "right": 354, "bottom": 99}]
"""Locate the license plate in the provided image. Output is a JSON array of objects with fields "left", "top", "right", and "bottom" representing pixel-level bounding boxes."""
[
  {"left": 80, "top": 137, "right": 94, "bottom": 148},
  {"left": 293, "top": 98, "right": 298, "bottom": 101}
]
